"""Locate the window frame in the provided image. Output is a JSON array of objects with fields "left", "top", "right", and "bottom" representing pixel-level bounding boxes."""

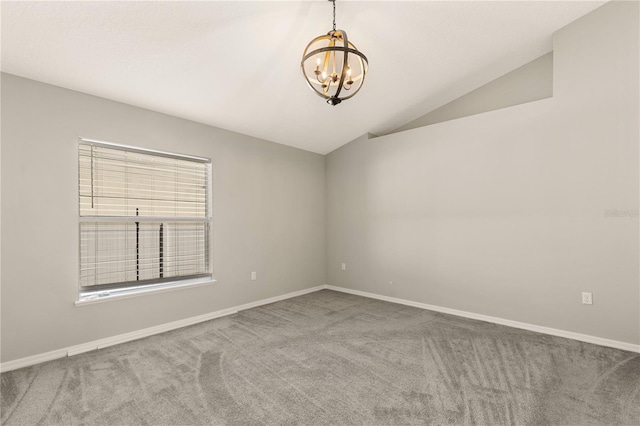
[{"left": 77, "top": 138, "right": 214, "bottom": 304}]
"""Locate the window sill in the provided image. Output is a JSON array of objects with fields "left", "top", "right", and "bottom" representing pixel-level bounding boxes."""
[{"left": 75, "top": 277, "right": 216, "bottom": 306}]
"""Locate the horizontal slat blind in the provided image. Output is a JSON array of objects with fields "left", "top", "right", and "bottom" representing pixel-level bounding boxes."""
[
  {"left": 79, "top": 140, "right": 211, "bottom": 289},
  {"left": 79, "top": 143, "right": 208, "bottom": 218}
]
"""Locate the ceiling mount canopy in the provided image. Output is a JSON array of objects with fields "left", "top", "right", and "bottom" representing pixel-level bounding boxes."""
[{"left": 301, "top": 0, "right": 369, "bottom": 106}]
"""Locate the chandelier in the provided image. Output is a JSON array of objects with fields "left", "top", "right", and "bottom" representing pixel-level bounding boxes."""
[{"left": 301, "top": 0, "right": 368, "bottom": 106}]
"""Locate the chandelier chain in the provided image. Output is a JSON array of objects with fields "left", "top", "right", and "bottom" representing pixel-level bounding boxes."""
[{"left": 332, "top": 0, "right": 336, "bottom": 31}]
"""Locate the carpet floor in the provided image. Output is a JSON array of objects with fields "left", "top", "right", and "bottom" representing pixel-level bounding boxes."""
[{"left": 1, "top": 289, "right": 639, "bottom": 425}]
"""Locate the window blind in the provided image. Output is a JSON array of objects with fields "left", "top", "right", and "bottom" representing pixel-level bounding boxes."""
[{"left": 78, "top": 140, "right": 211, "bottom": 293}]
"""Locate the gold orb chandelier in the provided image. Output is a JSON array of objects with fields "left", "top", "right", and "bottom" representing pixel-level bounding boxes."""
[{"left": 301, "top": 0, "right": 368, "bottom": 106}]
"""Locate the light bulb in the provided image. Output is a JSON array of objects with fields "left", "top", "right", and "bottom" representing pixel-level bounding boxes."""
[
  {"left": 316, "top": 57, "right": 321, "bottom": 66},
  {"left": 346, "top": 67, "right": 352, "bottom": 76},
  {"left": 322, "top": 71, "right": 327, "bottom": 79}
]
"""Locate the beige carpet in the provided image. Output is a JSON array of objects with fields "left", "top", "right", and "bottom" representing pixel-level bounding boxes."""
[{"left": 2, "top": 289, "right": 639, "bottom": 425}]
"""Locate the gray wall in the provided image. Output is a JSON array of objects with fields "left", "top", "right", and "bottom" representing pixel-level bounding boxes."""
[
  {"left": 326, "top": 1, "right": 640, "bottom": 345},
  {"left": 392, "top": 52, "right": 553, "bottom": 133},
  {"left": 1, "top": 74, "right": 326, "bottom": 363}
]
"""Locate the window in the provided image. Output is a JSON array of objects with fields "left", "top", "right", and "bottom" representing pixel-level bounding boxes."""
[{"left": 78, "top": 139, "right": 212, "bottom": 301}]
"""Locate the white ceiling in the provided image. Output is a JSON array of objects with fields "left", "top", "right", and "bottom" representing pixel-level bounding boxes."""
[{"left": 1, "top": 1, "right": 606, "bottom": 154}]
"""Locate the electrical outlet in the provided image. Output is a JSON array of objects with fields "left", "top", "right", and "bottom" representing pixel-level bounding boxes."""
[
  {"left": 341, "top": 263, "right": 346, "bottom": 271},
  {"left": 582, "top": 292, "right": 593, "bottom": 305},
  {"left": 251, "top": 271, "right": 256, "bottom": 281}
]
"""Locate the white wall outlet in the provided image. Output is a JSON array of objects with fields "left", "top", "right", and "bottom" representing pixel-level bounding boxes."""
[
  {"left": 582, "top": 292, "right": 593, "bottom": 305},
  {"left": 341, "top": 263, "right": 346, "bottom": 271},
  {"left": 251, "top": 271, "right": 256, "bottom": 281}
]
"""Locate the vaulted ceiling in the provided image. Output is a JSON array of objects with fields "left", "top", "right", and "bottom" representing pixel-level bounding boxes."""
[{"left": 1, "top": 1, "right": 606, "bottom": 154}]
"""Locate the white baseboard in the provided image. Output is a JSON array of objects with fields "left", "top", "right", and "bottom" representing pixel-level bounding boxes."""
[
  {"left": 0, "top": 349, "right": 71, "bottom": 374},
  {"left": 3, "top": 284, "right": 636, "bottom": 373},
  {"left": 65, "top": 307, "right": 238, "bottom": 357},
  {"left": 0, "top": 285, "right": 325, "bottom": 373},
  {"left": 235, "top": 285, "right": 326, "bottom": 312},
  {"left": 325, "top": 285, "right": 640, "bottom": 354}
]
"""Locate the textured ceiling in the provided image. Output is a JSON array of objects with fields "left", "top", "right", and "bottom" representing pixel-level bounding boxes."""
[{"left": 1, "top": 1, "right": 606, "bottom": 154}]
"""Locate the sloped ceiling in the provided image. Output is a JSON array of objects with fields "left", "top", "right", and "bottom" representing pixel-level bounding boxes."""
[{"left": 1, "top": 1, "right": 606, "bottom": 154}]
